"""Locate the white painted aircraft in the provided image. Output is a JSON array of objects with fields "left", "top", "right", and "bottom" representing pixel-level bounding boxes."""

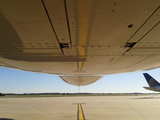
[
  {"left": 0, "top": 0, "right": 159, "bottom": 86},
  {"left": 143, "top": 73, "right": 160, "bottom": 92}
]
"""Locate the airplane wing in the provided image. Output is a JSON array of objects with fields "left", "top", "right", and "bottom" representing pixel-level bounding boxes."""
[
  {"left": 143, "top": 87, "right": 160, "bottom": 92},
  {"left": 143, "top": 87, "right": 155, "bottom": 91},
  {"left": 0, "top": 0, "right": 160, "bottom": 85}
]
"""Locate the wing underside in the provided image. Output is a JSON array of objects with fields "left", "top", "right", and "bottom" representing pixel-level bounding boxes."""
[{"left": 0, "top": 0, "right": 160, "bottom": 85}]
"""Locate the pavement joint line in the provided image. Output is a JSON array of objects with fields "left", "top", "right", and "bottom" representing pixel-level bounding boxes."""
[
  {"left": 86, "top": 100, "right": 106, "bottom": 113},
  {"left": 120, "top": 98, "right": 148, "bottom": 120},
  {"left": 29, "top": 107, "right": 52, "bottom": 117},
  {"left": 21, "top": 104, "right": 52, "bottom": 118}
]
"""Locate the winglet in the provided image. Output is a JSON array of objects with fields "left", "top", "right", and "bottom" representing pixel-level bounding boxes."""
[{"left": 143, "top": 73, "right": 160, "bottom": 87}]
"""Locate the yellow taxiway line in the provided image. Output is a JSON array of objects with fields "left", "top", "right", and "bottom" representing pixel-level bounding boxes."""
[{"left": 77, "top": 104, "right": 85, "bottom": 120}]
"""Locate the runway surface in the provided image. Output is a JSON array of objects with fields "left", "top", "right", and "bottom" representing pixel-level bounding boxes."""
[{"left": 1, "top": 95, "right": 160, "bottom": 120}]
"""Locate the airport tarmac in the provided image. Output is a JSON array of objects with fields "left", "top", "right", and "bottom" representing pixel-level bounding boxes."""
[{"left": 0, "top": 95, "right": 160, "bottom": 120}]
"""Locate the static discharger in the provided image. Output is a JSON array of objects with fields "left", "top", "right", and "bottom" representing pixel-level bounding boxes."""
[{"left": 78, "top": 86, "right": 80, "bottom": 94}]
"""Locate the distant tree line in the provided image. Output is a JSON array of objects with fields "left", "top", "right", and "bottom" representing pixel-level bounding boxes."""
[
  {"left": 2, "top": 92, "right": 152, "bottom": 96},
  {"left": 4, "top": 92, "right": 98, "bottom": 95},
  {"left": 0, "top": 93, "right": 5, "bottom": 96},
  {"left": 22, "top": 92, "right": 95, "bottom": 95}
]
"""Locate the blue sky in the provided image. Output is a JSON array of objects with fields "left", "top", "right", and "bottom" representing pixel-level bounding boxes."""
[{"left": 0, "top": 67, "right": 160, "bottom": 93}]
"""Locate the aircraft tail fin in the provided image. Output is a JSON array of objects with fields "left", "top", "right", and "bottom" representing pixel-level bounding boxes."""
[{"left": 143, "top": 73, "right": 160, "bottom": 87}]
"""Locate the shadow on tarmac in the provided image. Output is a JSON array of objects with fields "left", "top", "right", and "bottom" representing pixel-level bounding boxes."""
[{"left": 0, "top": 118, "right": 14, "bottom": 120}]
